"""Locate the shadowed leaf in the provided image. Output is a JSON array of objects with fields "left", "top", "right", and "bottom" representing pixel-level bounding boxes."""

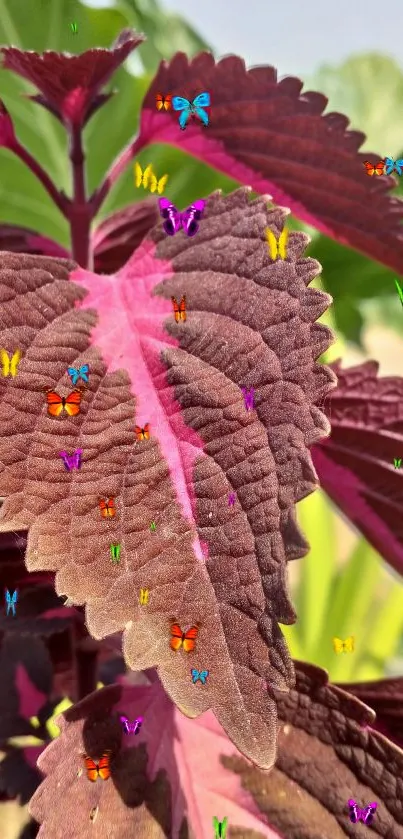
[
  {"left": 0, "top": 225, "right": 69, "bottom": 259},
  {"left": 338, "top": 677, "right": 403, "bottom": 751},
  {"left": 0, "top": 189, "right": 335, "bottom": 768},
  {"left": 92, "top": 200, "right": 161, "bottom": 274},
  {"left": 137, "top": 52, "right": 403, "bottom": 273},
  {"left": 311, "top": 360, "right": 403, "bottom": 577}
]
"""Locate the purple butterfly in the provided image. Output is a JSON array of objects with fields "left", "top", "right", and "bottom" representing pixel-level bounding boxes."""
[
  {"left": 348, "top": 800, "right": 378, "bottom": 824},
  {"left": 241, "top": 387, "right": 255, "bottom": 411},
  {"left": 120, "top": 714, "right": 143, "bottom": 734},
  {"left": 158, "top": 197, "right": 206, "bottom": 237},
  {"left": 59, "top": 449, "right": 82, "bottom": 471}
]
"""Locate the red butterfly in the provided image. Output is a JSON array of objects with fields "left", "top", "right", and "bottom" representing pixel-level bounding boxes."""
[
  {"left": 170, "top": 622, "right": 199, "bottom": 652},
  {"left": 45, "top": 388, "right": 83, "bottom": 417},
  {"left": 135, "top": 423, "right": 150, "bottom": 441},
  {"left": 84, "top": 752, "right": 111, "bottom": 782},
  {"left": 363, "top": 160, "right": 385, "bottom": 176},
  {"left": 171, "top": 295, "right": 186, "bottom": 323},
  {"left": 99, "top": 498, "right": 116, "bottom": 518},
  {"left": 156, "top": 93, "right": 172, "bottom": 111}
]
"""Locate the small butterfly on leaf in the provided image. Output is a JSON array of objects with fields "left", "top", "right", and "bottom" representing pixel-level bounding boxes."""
[
  {"left": 170, "top": 622, "right": 199, "bottom": 652},
  {"left": 394, "top": 457, "right": 402, "bottom": 469},
  {"left": 171, "top": 295, "right": 186, "bottom": 322},
  {"left": 213, "top": 817, "right": 228, "bottom": 838},
  {"left": 191, "top": 668, "right": 209, "bottom": 684},
  {"left": 84, "top": 752, "right": 111, "bottom": 782},
  {"left": 155, "top": 93, "right": 172, "bottom": 111},
  {"left": 363, "top": 160, "right": 385, "bottom": 176},
  {"left": 120, "top": 714, "right": 143, "bottom": 734},
  {"left": 348, "top": 800, "right": 377, "bottom": 825},
  {"left": 241, "top": 387, "right": 255, "bottom": 411},
  {"left": 45, "top": 388, "right": 83, "bottom": 417},
  {"left": 110, "top": 543, "right": 121, "bottom": 563},
  {"left": 333, "top": 636, "right": 354, "bottom": 654},
  {"left": 159, "top": 197, "right": 206, "bottom": 237},
  {"left": 0, "top": 349, "right": 21, "bottom": 378},
  {"left": 5, "top": 588, "right": 18, "bottom": 616},
  {"left": 139, "top": 588, "right": 149, "bottom": 604},
  {"left": 384, "top": 157, "right": 403, "bottom": 176},
  {"left": 265, "top": 228, "right": 288, "bottom": 260},
  {"left": 172, "top": 92, "right": 210, "bottom": 130},
  {"left": 59, "top": 449, "right": 82, "bottom": 471},
  {"left": 135, "top": 423, "right": 150, "bottom": 441},
  {"left": 67, "top": 364, "right": 89, "bottom": 385},
  {"left": 99, "top": 498, "right": 116, "bottom": 518}
]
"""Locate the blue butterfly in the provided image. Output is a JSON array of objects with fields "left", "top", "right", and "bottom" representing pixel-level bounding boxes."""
[
  {"left": 191, "top": 668, "right": 209, "bottom": 684},
  {"left": 67, "top": 364, "right": 89, "bottom": 385},
  {"left": 5, "top": 588, "right": 18, "bottom": 616},
  {"left": 385, "top": 157, "right": 403, "bottom": 176},
  {"left": 172, "top": 92, "right": 210, "bottom": 130}
]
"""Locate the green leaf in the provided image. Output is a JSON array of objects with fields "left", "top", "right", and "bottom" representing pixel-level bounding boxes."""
[
  {"left": 305, "top": 54, "right": 403, "bottom": 155},
  {"left": 293, "top": 489, "right": 336, "bottom": 655}
]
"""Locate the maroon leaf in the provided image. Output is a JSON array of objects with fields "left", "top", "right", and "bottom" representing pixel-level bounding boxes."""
[
  {"left": 0, "top": 225, "right": 69, "bottom": 259},
  {"left": 0, "top": 190, "right": 335, "bottom": 768},
  {"left": 92, "top": 200, "right": 161, "bottom": 274},
  {"left": 137, "top": 52, "right": 403, "bottom": 273},
  {"left": 338, "top": 677, "right": 403, "bottom": 751},
  {"left": 311, "top": 360, "right": 403, "bottom": 576},
  {"left": 29, "top": 667, "right": 403, "bottom": 838},
  {"left": 1, "top": 30, "right": 144, "bottom": 127},
  {"left": 0, "top": 99, "right": 17, "bottom": 149}
]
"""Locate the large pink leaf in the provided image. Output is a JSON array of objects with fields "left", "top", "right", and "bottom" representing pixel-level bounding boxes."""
[
  {"left": 134, "top": 52, "right": 403, "bottom": 273},
  {"left": 0, "top": 189, "right": 335, "bottom": 768},
  {"left": 29, "top": 666, "right": 403, "bottom": 838},
  {"left": 311, "top": 360, "right": 403, "bottom": 576}
]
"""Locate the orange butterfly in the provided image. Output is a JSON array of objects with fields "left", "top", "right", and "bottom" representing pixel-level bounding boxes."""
[
  {"left": 84, "top": 752, "right": 111, "bottom": 782},
  {"left": 172, "top": 295, "right": 186, "bottom": 323},
  {"left": 363, "top": 160, "right": 385, "bottom": 176},
  {"left": 156, "top": 93, "right": 172, "bottom": 111},
  {"left": 99, "top": 498, "right": 116, "bottom": 518},
  {"left": 45, "top": 388, "right": 83, "bottom": 417},
  {"left": 170, "top": 622, "right": 199, "bottom": 652},
  {"left": 135, "top": 423, "right": 150, "bottom": 441}
]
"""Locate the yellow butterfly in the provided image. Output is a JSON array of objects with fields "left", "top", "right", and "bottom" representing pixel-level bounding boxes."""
[
  {"left": 134, "top": 162, "right": 168, "bottom": 194},
  {"left": 1, "top": 348, "right": 21, "bottom": 378},
  {"left": 265, "top": 228, "right": 289, "bottom": 260},
  {"left": 139, "top": 588, "right": 149, "bottom": 605},
  {"left": 333, "top": 636, "right": 355, "bottom": 654}
]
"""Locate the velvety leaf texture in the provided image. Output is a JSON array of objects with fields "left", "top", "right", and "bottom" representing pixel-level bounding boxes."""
[
  {"left": 139, "top": 52, "right": 403, "bottom": 273},
  {"left": 29, "top": 667, "right": 403, "bottom": 839},
  {"left": 338, "top": 677, "right": 403, "bottom": 751},
  {"left": 0, "top": 189, "right": 335, "bottom": 768},
  {"left": 311, "top": 360, "right": 403, "bottom": 576}
]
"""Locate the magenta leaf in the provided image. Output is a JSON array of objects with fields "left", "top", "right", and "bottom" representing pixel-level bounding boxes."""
[
  {"left": 29, "top": 668, "right": 403, "bottom": 838},
  {"left": 311, "top": 360, "right": 403, "bottom": 576},
  {"left": 1, "top": 30, "right": 144, "bottom": 127},
  {"left": 0, "top": 189, "right": 335, "bottom": 768},
  {"left": 136, "top": 52, "right": 403, "bottom": 273},
  {"left": 92, "top": 200, "right": 161, "bottom": 274}
]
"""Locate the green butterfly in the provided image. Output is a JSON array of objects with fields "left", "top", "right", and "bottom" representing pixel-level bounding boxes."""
[
  {"left": 213, "top": 817, "right": 228, "bottom": 838},
  {"left": 394, "top": 278, "right": 403, "bottom": 307}
]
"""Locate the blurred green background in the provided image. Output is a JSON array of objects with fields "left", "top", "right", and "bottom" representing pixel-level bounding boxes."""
[{"left": 0, "top": 0, "right": 403, "bottom": 834}]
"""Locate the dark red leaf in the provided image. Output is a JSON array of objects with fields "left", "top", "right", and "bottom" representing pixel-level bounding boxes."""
[
  {"left": 92, "top": 200, "right": 160, "bottom": 274},
  {"left": 338, "top": 677, "right": 403, "bottom": 751},
  {"left": 140, "top": 52, "right": 403, "bottom": 273},
  {"left": 0, "top": 99, "right": 17, "bottom": 148},
  {"left": 1, "top": 30, "right": 144, "bottom": 127},
  {"left": 311, "top": 360, "right": 403, "bottom": 576},
  {"left": 0, "top": 225, "right": 69, "bottom": 258}
]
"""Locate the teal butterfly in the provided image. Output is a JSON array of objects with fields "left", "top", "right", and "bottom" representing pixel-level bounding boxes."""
[
  {"left": 385, "top": 157, "right": 403, "bottom": 176},
  {"left": 172, "top": 92, "right": 210, "bottom": 130}
]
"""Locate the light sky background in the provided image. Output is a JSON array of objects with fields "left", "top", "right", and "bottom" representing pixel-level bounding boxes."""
[{"left": 161, "top": 0, "right": 403, "bottom": 78}]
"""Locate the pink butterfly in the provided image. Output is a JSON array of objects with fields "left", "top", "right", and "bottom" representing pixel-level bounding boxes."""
[
  {"left": 59, "top": 449, "right": 82, "bottom": 471},
  {"left": 158, "top": 197, "right": 206, "bottom": 237},
  {"left": 119, "top": 714, "right": 143, "bottom": 734}
]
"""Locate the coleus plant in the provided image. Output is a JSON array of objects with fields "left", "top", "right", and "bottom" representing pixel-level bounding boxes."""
[{"left": 0, "top": 28, "right": 402, "bottom": 839}]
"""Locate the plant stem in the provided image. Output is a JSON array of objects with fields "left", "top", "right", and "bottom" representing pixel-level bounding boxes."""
[
  {"left": 90, "top": 133, "right": 146, "bottom": 217},
  {"left": 68, "top": 124, "right": 92, "bottom": 269},
  {"left": 12, "top": 139, "right": 70, "bottom": 217}
]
